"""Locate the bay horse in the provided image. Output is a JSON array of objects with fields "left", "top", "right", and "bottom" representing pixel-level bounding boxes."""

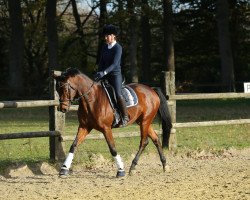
[{"left": 53, "top": 68, "right": 172, "bottom": 177}]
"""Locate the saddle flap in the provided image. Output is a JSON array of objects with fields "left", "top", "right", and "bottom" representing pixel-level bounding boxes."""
[
  {"left": 101, "top": 80, "right": 138, "bottom": 128},
  {"left": 101, "top": 80, "right": 138, "bottom": 108}
]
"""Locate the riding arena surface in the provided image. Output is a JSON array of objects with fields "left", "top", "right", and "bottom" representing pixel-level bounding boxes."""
[{"left": 0, "top": 148, "right": 249, "bottom": 200}]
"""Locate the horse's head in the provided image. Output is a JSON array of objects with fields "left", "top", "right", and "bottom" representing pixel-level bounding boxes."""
[{"left": 52, "top": 69, "right": 79, "bottom": 113}]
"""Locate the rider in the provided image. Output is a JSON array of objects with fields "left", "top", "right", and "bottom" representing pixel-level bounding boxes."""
[{"left": 94, "top": 24, "right": 129, "bottom": 127}]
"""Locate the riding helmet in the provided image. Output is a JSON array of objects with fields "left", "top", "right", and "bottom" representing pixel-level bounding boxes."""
[{"left": 102, "top": 24, "right": 118, "bottom": 36}]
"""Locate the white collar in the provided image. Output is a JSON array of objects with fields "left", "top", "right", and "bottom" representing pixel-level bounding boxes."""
[{"left": 108, "top": 41, "right": 117, "bottom": 49}]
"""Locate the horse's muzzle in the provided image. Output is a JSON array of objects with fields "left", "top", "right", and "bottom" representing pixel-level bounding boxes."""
[{"left": 57, "top": 105, "right": 69, "bottom": 113}]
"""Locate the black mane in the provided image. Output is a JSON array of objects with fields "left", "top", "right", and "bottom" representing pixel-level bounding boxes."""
[{"left": 62, "top": 68, "right": 81, "bottom": 77}]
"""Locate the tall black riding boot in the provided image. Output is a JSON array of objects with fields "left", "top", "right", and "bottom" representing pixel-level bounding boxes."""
[{"left": 117, "top": 96, "right": 129, "bottom": 127}]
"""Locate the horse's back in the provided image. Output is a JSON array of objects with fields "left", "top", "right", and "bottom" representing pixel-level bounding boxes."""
[
  {"left": 128, "top": 83, "right": 160, "bottom": 113},
  {"left": 128, "top": 83, "right": 158, "bottom": 97}
]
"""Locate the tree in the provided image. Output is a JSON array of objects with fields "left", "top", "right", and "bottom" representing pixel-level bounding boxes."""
[
  {"left": 46, "top": 0, "right": 58, "bottom": 76},
  {"left": 96, "top": 0, "right": 108, "bottom": 65},
  {"left": 1, "top": 0, "right": 249, "bottom": 99},
  {"left": 71, "top": 0, "right": 90, "bottom": 67},
  {"left": 162, "top": 0, "right": 175, "bottom": 148},
  {"left": 116, "top": 0, "right": 126, "bottom": 70},
  {"left": 141, "top": 0, "right": 151, "bottom": 83},
  {"left": 163, "top": 0, "right": 175, "bottom": 72},
  {"left": 0, "top": 1, "right": 9, "bottom": 87},
  {"left": 8, "top": 0, "right": 24, "bottom": 96},
  {"left": 127, "top": 0, "right": 138, "bottom": 83},
  {"left": 229, "top": 0, "right": 250, "bottom": 87},
  {"left": 216, "top": 0, "right": 235, "bottom": 92}
]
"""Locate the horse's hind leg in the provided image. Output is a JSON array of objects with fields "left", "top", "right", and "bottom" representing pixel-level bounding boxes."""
[
  {"left": 103, "top": 128, "right": 125, "bottom": 178},
  {"left": 148, "top": 125, "right": 167, "bottom": 172},
  {"left": 60, "top": 126, "right": 90, "bottom": 176},
  {"left": 129, "top": 124, "right": 149, "bottom": 175}
]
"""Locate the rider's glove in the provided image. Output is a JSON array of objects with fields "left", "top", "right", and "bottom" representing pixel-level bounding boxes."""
[{"left": 94, "top": 71, "right": 106, "bottom": 81}]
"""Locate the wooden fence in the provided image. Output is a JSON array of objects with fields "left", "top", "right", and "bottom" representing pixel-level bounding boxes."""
[
  {"left": 64, "top": 72, "right": 250, "bottom": 151},
  {"left": 0, "top": 71, "right": 66, "bottom": 161},
  {"left": 1, "top": 70, "right": 250, "bottom": 161},
  {"left": 164, "top": 71, "right": 250, "bottom": 151}
]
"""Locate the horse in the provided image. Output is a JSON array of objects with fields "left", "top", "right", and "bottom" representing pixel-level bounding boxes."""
[{"left": 52, "top": 68, "right": 172, "bottom": 177}]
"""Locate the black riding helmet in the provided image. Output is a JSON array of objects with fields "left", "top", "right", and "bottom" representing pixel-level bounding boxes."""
[{"left": 102, "top": 24, "right": 118, "bottom": 36}]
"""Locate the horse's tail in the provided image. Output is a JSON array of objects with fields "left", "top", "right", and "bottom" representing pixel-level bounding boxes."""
[{"left": 154, "top": 88, "right": 172, "bottom": 148}]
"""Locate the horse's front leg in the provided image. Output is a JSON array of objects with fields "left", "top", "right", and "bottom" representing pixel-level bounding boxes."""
[
  {"left": 59, "top": 126, "right": 90, "bottom": 177},
  {"left": 103, "top": 128, "right": 125, "bottom": 178}
]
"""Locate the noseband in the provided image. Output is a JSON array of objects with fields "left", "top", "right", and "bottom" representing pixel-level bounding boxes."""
[{"left": 58, "top": 82, "right": 75, "bottom": 108}]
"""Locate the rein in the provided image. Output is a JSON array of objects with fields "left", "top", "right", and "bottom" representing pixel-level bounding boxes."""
[{"left": 75, "top": 81, "right": 94, "bottom": 101}]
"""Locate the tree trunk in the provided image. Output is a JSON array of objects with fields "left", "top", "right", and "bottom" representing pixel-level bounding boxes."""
[
  {"left": 8, "top": 0, "right": 24, "bottom": 96},
  {"left": 96, "top": 0, "right": 107, "bottom": 66},
  {"left": 141, "top": 0, "right": 151, "bottom": 83},
  {"left": 117, "top": 0, "right": 126, "bottom": 68},
  {"left": 162, "top": 0, "right": 175, "bottom": 149},
  {"left": 46, "top": 0, "right": 58, "bottom": 76},
  {"left": 71, "top": 0, "right": 87, "bottom": 67},
  {"left": 117, "top": 0, "right": 124, "bottom": 34},
  {"left": 216, "top": 0, "right": 235, "bottom": 92},
  {"left": 163, "top": 0, "right": 175, "bottom": 72},
  {"left": 71, "top": 0, "right": 83, "bottom": 37},
  {"left": 127, "top": 0, "right": 138, "bottom": 83}
]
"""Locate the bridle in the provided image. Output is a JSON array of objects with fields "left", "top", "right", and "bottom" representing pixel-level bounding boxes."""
[{"left": 58, "top": 80, "right": 94, "bottom": 109}]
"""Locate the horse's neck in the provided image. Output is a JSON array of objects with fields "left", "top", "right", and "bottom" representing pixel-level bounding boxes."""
[
  {"left": 77, "top": 74, "right": 96, "bottom": 108},
  {"left": 77, "top": 74, "right": 93, "bottom": 94},
  {"left": 77, "top": 76, "right": 105, "bottom": 107}
]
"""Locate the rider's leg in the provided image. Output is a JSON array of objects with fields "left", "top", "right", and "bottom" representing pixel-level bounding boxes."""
[{"left": 117, "top": 95, "right": 129, "bottom": 126}]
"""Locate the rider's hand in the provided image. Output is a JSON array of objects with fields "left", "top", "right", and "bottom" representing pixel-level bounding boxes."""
[{"left": 94, "top": 71, "right": 105, "bottom": 81}]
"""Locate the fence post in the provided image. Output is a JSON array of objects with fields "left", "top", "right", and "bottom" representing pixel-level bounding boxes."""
[
  {"left": 164, "top": 71, "right": 177, "bottom": 151},
  {"left": 49, "top": 71, "right": 66, "bottom": 161}
]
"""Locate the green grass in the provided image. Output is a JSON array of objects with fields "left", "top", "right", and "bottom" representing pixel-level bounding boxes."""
[
  {"left": 0, "top": 99, "right": 249, "bottom": 170},
  {"left": 176, "top": 98, "right": 250, "bottom": 121},
  {"left": 176, "top": 125, "right": 250, "bottom": 150}
]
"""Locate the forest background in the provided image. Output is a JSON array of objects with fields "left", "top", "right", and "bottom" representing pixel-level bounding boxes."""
[{"left": 0, "top": 0, "right": 249, "bottom": 100}]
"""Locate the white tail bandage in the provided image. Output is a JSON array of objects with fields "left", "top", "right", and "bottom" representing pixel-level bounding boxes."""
[
  {"left": 114, "top": 154, "right": 124, "bottom": 170},
  {"left": 63, "top": 153, "right": 74, "bottom": 169}
]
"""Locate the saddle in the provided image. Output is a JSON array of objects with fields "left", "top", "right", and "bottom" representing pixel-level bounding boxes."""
[{"left": 101, "top": 80, "right": 138, "bottom": 127}]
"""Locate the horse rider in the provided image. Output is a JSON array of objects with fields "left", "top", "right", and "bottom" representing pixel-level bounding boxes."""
[{"left": 94, "top": 24, "right": 129, "bottom": 127}]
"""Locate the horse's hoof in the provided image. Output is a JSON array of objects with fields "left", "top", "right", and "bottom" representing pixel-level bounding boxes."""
[
  {"left": 116, "top": 170, "right": 125, "bottom": 178},
  {"left": 59, "top": 167, "right": 70, "bottom": 177}
]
